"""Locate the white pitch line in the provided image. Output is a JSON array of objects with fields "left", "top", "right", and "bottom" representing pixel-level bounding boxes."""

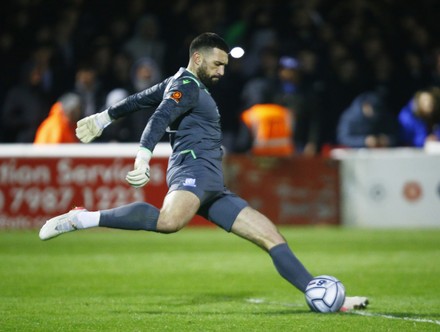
[
  {"left": 349, "top": 310, "right": 440, "bottom": 326},
  {"left": 246, "top": 298, "right": 440, "bottom": 326}
]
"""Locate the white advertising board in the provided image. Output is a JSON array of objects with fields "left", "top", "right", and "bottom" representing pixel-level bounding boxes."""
[{"left": 333, "top": 148, "right": 440, "bottom": 228}]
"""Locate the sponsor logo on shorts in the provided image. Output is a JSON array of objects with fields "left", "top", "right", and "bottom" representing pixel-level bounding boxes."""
[{"left": 183, "top": 178, "right": 196, "bottom": 187}]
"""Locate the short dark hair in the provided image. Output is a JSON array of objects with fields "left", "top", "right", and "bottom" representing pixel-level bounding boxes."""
[{"left": 189, "top": 32, "right": 229, "bottom": 57}]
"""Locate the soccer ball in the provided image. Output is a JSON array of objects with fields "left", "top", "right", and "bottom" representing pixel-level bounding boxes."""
[{"left": 305, "top": 275, "right": 346, "bottom": 313}]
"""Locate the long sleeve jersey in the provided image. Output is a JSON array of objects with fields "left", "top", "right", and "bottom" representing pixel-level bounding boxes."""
[{"left": 108, "top": 68, "right": 222, "bottom": 157}]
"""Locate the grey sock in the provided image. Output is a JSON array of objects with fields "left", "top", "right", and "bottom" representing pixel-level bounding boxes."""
[
  {"left": 99, "top": 202, "right": 159, "bottom": 231},
  {"left": 269, "top": 243, "right": 314, "bottom": 292}
]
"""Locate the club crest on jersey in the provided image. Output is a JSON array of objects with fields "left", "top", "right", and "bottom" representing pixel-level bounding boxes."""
[
  {"left": 170, "top": 91, "right": 183, "bottom": 103},
  {"left": 183, "top": 178, "right": 196, "bottom": 187}
]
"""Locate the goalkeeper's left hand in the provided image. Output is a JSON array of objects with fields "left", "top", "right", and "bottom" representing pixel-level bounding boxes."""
[
  {"left": 126, "top": 148, "right": 152, "bottom": 188},
  {"left": 76, "top": 110, "right": 112, "bottom": 143}
]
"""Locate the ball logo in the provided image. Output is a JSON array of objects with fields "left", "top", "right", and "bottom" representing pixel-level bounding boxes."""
[
  {"left": 170, "top": 91, "right": 182, "bottom": 103},
  {"left": 305, "top": 275, "right": 345, "bottom": 313},
  {"left": 403, "top": 181, "right": 422, "bottom": 202}
]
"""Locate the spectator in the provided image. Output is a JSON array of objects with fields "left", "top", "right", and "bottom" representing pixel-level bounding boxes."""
[
  {"left": 241, "top": 46, "right": 280, "bottom": 109},
  {"left": 319, "top": 47, "right": 367, "bottom": 149},
  {"left": 398, "top": 87, "right": 440, "bottom": 147},
  {"left": 30, "top": 42, "right": 58, "bottom": 101},
  {"left": 99, "top": 88, "right": 130, "bottom": 142},
  {"left": 73, "top": 63, "right": 106, "bottom": 118},
  {"left": 101, "top": 57, "right": 163, "bottom": 142},
  {"left": 105, "top": 88, "right": 128, "bottom": 109},
  {"left": 89, "top": 36, "right": 114, "bottom": 92},
  {"left": 128, "top": 57, "right": 165, "bottom": 142},
  {"left": 241, "top": 55, "right": 320, "bottom": 156},
  {"left": 1, "top": 61, "right": 51, "bottom": 142},
  {"left": 235, "top": 103, "right": 294, "bottom": 156},
  {"left": 34, "top": 93, "right": 82, "bottom": 144},
  {"left": 337, "top": 91, "right": 398, "bottom": 148},
  {"left": 277, "top": 56, "right": 321, "bottom": 156},
  {"left": 240, "top": 5, "right": 279, "bottom": 78},
  {"left": 50, "top": 6, "right": 80, "bottom": 96},
  {"left": 123, "top": 14, "right": 166, "bottom": 71},
  {"left": 211, "top": 55, "right": 247, "bottom": 152},
  {"left": 108, "top": 51, "right": 133, "bottom": 91},
  {"left": 1, "top": 1, "right": 440, "bottom": 144},
  {"left": 129, "top": 57, "right": 162, "bottom": 92}
]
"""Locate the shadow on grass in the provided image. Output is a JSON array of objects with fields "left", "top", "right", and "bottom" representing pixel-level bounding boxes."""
[{"left": 109, "top": 292, "right": 311, "bottom": 316}]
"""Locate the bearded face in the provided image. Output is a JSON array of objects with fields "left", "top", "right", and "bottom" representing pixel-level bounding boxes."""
[
  {"left": 194, "top": 48, "right": 228, "bottom": 87},
  {"left": 196, "top": 61, "right": 222, "bottom": 87}
]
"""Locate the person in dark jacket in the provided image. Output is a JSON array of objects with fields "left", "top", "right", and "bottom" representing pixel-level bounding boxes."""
[
  {"left": 1, "top": 61, "right": 51, "bottom": 142},
  {"left": 337, "top": 91, "right": 398, "bottom": 148}
]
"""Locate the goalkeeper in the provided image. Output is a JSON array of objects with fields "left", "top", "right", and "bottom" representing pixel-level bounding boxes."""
[{"left": 39, "top": 32, "right": 367, "bottom": 311}]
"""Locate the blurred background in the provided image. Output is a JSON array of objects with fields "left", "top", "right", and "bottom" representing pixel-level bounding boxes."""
[
  {"left": 1, "top": 0, "right": 440, "bottom": 152},
  {"left": 1, "top": 0, "right": 440, "bottom": 229}
]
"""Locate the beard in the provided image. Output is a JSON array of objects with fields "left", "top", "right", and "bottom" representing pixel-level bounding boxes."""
[{"left": 196, "top": 63, "right": 221, "bottom": 87}]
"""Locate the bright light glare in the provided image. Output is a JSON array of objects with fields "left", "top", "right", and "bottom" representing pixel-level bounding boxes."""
[{"left": 230, "top": 47, "right": 245, "bottom": 59}]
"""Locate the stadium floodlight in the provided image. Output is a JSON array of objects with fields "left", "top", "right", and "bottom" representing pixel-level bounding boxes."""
[{"left": 230, "top": 47, "right": 245, "bottom": 59}]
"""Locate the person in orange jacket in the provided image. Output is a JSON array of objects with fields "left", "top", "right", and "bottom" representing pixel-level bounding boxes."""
[
  {"left": 34, "top": 93, "right": 82, "bottom": 144},
  {"left": 240, "top": 103, "right": 295, "bottom": 156}
]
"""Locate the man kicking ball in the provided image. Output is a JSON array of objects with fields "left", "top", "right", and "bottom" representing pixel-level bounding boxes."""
[{"left": 39, "top": 32, "right": 368, "bottom": 312}]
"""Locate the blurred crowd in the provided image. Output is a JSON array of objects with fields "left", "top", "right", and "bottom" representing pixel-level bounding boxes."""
[{"left": 1, "top": 0, "right": 440, "bottom": 155}]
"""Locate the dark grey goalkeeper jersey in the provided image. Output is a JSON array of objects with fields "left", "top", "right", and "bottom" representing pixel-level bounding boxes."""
[
  {"left": 108, "top": 67, "right": 247, "bottom": 231},
  {"left": 107, "top": 67, "right": 225, "bottom": 192}
]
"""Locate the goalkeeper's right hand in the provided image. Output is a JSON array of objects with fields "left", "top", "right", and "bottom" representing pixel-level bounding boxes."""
[
  {"left": 76, "top": 111, "right": 112, "bottom": 143},
  {"left": 126, "top": 148, "right": 152, "bottom": 188}
]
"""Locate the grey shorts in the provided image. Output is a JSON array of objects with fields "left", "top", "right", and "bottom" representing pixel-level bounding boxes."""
[
  {"left": 167, "top": 167, "right": 248, "bottom": 231},
  {"left": 196, "top": 190, "right": 248, "bottom": 231}
]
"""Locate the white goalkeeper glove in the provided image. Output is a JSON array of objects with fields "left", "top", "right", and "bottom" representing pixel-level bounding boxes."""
[
  {"left": 126, "top": 148, "right": 152, "bottom": 188},
  {"left": 76, "top": 110, "right": 112, "bottom": 143}
]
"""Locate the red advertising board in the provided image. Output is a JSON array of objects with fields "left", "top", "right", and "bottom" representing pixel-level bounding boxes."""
[
  {"left": 0, "top": 156, "right": 169, "bottom": 228},
  {"left": 0, "top": 144, "right": 340, "bottom": 228},
  {"left": 224, "top": 156, "right": 340, "bottom": 225}
]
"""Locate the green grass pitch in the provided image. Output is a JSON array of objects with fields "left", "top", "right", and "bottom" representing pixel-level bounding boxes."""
[{"left": 1, "top": 227, "right": 439, "bottom": 331}]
